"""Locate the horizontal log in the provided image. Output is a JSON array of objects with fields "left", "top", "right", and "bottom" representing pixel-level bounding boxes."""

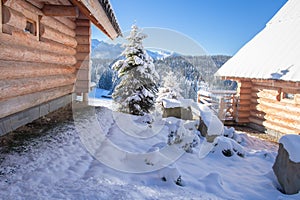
[
  {"left": 237, "top": 112, "right": 250, "bottom": 118},
  {"left": 0, "top": 60, "right": 76, "bottom": 79},
  {"left": 251, "top": 98, "right": 300, "bottom": 117},
  {"left": 75, "top": 80, "right": 90, "bottom": 92},
  {"left": 76, "top": 35, "right": 90, "bottom": 44},
  {"left": 40, "top": 24, "right": 77, "bottom": 48},
  {"left": 295, "top": 94, "right": 300, "bottom": 104},
  {"left": 239, "top": 88, "right": 252, "bottom": 95},
  {"left": 238, "top": 81, "right": 252, "bottom": 88},
  {"left": 252, "top": 84, "right": 280, "bottom": 92},
  {"left": 40, "top": 16, "right": 76, "bottom": 37},
  {"left": 249, "top": 110, "right": 265, "bottom": 120},
  {"left": 0, "top": 85, "right": 74, "bottom": 118},
  {"left": 0, "top": 43, "right": 76, "bottom": 65},
  {"left": 0, "top": 30, "right": 76, "bottom": 56},
  {"left": 2, "top": 23, "right": 22, "bottom": 35},
  {"left": 76, "top": 44, "right": 90, "bottom": 53},
  {"left": 239, "top": 94, "right": 252, "bottom": 100},
  {"left": 253, "top": 102, "right": 300, "bottom": 120},
  {"left": 236, "top": 117, "right": 250, "bottom": 123},
  {"left": 254, "top": 80, "right": 300, "bottom": 90},
  {"left": 76, "top": 52, "right": 90, "bottom": 60},
  {"left": 54, "top": 17, "right": 76, "bottom": 30},
  {"left": 26, "top": 0, "right": 44, "bottom": 9},
  {"left": 249, "top": 117, "right": 300, "bottom": 135},
  {"left": 5, "top": 0, "right": 42, "bottom": 21},
  {"left": 76, "top": 69, "right": 90, "bottom": 80},
  {"left": 76, "top": 19, "right": 90, "bottom": 27},
  {"left": 76, "top": 26, "right": 90, "bottom": 36},
  {"left": 0, "top": 74, "right": 76, "bottom": 101},
  {"left": 74, "top": 60, "right": 89, "bottom": 69},
  {"left": 2, "top": 6, "right": 26, "bottom": 30},
  {"left": 238, "top": 99, "right": 251, "bottom": 106},
  {"left": 42, "top": 5, "right": 78, "bottom": 17}
]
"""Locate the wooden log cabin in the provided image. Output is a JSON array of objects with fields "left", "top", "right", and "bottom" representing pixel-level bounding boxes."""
[
  {"left": 0, "top": 0, "right": 122, "bottom": 135},
  {"left": 215, "top": 0, "right": 300, "bottom": 139}
]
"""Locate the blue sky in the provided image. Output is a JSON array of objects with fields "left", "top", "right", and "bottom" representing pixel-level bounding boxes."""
[{"left": 92, "top": 0, "right": 287, "bottom": 55}]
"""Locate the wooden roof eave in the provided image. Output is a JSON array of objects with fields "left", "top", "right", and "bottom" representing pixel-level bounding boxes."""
[{"left": 70, "top": 0, "right": 120, "bottom": 39}]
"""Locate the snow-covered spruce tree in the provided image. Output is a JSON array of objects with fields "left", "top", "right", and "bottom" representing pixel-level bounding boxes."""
[
  {"left": 157, "top": 70, "right": 183, "bottom": 103},
  {"left": 112, "top": 25, "right": 159, "bottom": 115}
]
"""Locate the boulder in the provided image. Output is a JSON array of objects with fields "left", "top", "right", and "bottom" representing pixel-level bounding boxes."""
[
  {"left": 273, "top": 136, "right": 300, "bottom": 195},
  {"left": 162, "top": 106, "right": 193, "bottom": 120},
  {"left": 197, "top": 116, "right": 217, "bottom": 143}
]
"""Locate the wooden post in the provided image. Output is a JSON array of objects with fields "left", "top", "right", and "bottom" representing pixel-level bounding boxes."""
[
  {"left": 82, "top": 93, "right": 89, "bottom": 102},
  {"left": 218, "top": 97, "right": 225, "bottom": 121},
  {"left": 0, "top": 0, "right": 2, "bottom": 33},
  {"left": 36, "top": 15, "right": 40, "bottom": 41}
]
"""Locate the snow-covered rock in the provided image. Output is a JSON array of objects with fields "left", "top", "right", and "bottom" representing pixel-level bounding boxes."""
[{"left": 273, "top": 134, "right": 300, "bottom": 194}]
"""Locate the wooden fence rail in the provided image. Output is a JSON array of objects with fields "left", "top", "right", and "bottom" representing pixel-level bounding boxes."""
[{"left": 198, "top": 90, "right": 237, "bottom": 123}]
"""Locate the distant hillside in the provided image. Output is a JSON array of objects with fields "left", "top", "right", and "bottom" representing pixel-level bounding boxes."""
[
  {"left": 91, "top": 39, "right": 123, "bottom": 59},
  {"left": 90, "top": 40, "right": 233, "bottom": 97}
]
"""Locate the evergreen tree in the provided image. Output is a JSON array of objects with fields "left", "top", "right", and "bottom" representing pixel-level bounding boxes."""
[
  {"left": 157, "top": 70, "right": 183, "bottom": 102},
  {"left": 112, "top": 25, "right": 159, "bottom": 115}
]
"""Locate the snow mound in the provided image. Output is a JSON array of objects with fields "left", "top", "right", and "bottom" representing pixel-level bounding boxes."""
[
  {"left": 210, "top": 136, "right": 245, "bottom": 158},
  {"left": 279, "top": 134, "right": 300, "bottom": 163}
]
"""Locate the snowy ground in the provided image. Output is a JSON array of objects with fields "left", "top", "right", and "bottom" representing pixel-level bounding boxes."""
[{"left": 0, "top": 93, "right": 299, "bottom": 199}]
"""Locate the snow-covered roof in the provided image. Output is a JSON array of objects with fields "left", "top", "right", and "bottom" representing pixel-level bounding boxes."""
[{"left": 215, "top": 0, "right": 300, "bottom": 82}]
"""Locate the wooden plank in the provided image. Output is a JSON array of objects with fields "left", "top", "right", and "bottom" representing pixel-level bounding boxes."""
[
  {"left": 0, "top": 60, "right": 76, "bottom": 79},
  {"left": 0, "top": 43, "right": 76, "bottom": 65},
  {"left": 0, "top": 85, "right": 74, "bottom": 118},
  {"left": 42, "top": 5, "right": 78, "bottom": 17},
  {"left": 0, "top": 31, "right": 76, "bottom": 56},
  {"left": 71, "top": 0, "right": 118, "bottom": 39},
  {"left": 0, "top": 74, "right": 76, "bottom": 101},
  {"left": 40, "top": 16, "right": 76, "bottom": 37},
  {"left": 40, "top": 24, "right": 77, "bottom": 48},
  {"left": 54, "top": 16, "right": 76, "bottom": 29}
]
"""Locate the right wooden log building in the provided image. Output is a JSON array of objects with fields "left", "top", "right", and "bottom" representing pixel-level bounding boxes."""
[{"left": 216, "top": 0, "right": 300, "bottom": 138}]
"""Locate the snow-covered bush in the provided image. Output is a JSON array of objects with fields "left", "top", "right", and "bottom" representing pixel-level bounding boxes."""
[
  {"left": 166, "top": 119, "right": 199, "bottom": 153},
  {"left": 112, "top": 25, "right": 159, "bottom": 115},
  {"left": 210, "top": 136, "right": 245, "bottom": 158}
]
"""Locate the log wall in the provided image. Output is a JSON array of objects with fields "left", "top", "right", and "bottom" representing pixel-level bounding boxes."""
[
  {"left": 0, "top": 0, "right": 92, "bottom": 133},
  {"left": 236, "top": 80, "right": 252, "bottom": 124},
  {"left": 74, "top": 15, "right": 91, "bottom": 94},
  {"left": 237, "top": 79, "right": 300, "bottom": 137}
]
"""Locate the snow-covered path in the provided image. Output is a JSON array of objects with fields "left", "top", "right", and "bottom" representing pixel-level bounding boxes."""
[{"left": 0, "top": 105, "right": 299, "bottom": 200}]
